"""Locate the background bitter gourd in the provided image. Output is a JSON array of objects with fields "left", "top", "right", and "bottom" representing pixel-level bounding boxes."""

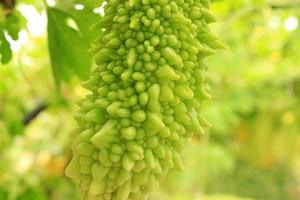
[{"left": 66, "top": 0, "right": 224, "bottom": 199}]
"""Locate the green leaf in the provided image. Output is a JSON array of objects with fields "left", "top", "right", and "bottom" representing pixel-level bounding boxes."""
[
  {"left": 47, "top": 1, "right": 101, "bottom": 85},
  {"left": 54, "top": 0, "right": 103, "bottom": 42},
  {"left": 5, "top": 13, "right": 21, "bottom": 40},
  {"left": 0, "top": 10, "right": 25, "bottom": 64},
  {"left": 0, "top": 30, "right": 12, "bottom": 64}
]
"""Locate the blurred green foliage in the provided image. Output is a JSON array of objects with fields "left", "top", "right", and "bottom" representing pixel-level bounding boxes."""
[
  {"left": 47, "top": 0, "right": 102, "bottom": 85},
  {"left": 1, "top": 0, "right": 103, "bottom": 85},
  {"left": 0, "top": 9, "right": 25, "bottom": 63},
  {"left": 1, "top": 0, "right": 300, "bottom": 200}
]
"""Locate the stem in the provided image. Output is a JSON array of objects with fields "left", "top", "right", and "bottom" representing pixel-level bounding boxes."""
[{"left": 23, "top": 102, "right": 48, "bottom": 125}]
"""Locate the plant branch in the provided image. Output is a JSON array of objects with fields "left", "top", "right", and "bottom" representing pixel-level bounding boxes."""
[{"left": 23, "top": 102, "right": 48, "bottom": 125}]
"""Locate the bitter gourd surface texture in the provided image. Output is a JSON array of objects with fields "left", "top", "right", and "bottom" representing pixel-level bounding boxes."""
[{"left": 66, "top": 0, "right": 224, "bottom": 199}]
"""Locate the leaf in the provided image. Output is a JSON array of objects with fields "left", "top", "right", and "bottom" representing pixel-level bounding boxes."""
[
  {"left": 47, "top": 1, "right": 102, "bottom": 85},
  {"left": 5, "top": 13, "right": 21, "bottom": 40},
  {"left": 54, "top": 0, "right": 103, "bottom": 42},
  {"left": 0, "top": 30, "right": 12, "bottom": 64},
  {"left": 0, "top": 10, "right": 25, "bottom": 64}
]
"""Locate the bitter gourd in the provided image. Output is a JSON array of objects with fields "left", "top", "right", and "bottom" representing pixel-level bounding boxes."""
[{"left": 66, "top": 0, "right": 224, "bottom": 199}]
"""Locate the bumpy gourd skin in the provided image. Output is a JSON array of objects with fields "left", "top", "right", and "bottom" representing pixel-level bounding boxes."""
[{"left": 66, "top": 0, "right": 223, "bottom": 200}]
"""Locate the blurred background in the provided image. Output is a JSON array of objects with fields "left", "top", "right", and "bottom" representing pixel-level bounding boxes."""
[{"left": 1, "top": 0, "right": 300, "bottom": 200}]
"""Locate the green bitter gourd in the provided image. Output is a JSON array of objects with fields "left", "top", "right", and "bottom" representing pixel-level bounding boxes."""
[{"left": 66, "top": 0, "right": 224, "bottom": 199}]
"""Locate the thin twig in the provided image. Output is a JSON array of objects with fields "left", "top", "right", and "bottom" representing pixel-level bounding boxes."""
[{"left": 22, "top": 102, "right": 48, "bottom": 125}]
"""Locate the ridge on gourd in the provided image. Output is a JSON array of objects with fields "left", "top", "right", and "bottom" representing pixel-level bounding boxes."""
[{"left": 66, "top": 0, "right": 224, "bottom": 200}]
